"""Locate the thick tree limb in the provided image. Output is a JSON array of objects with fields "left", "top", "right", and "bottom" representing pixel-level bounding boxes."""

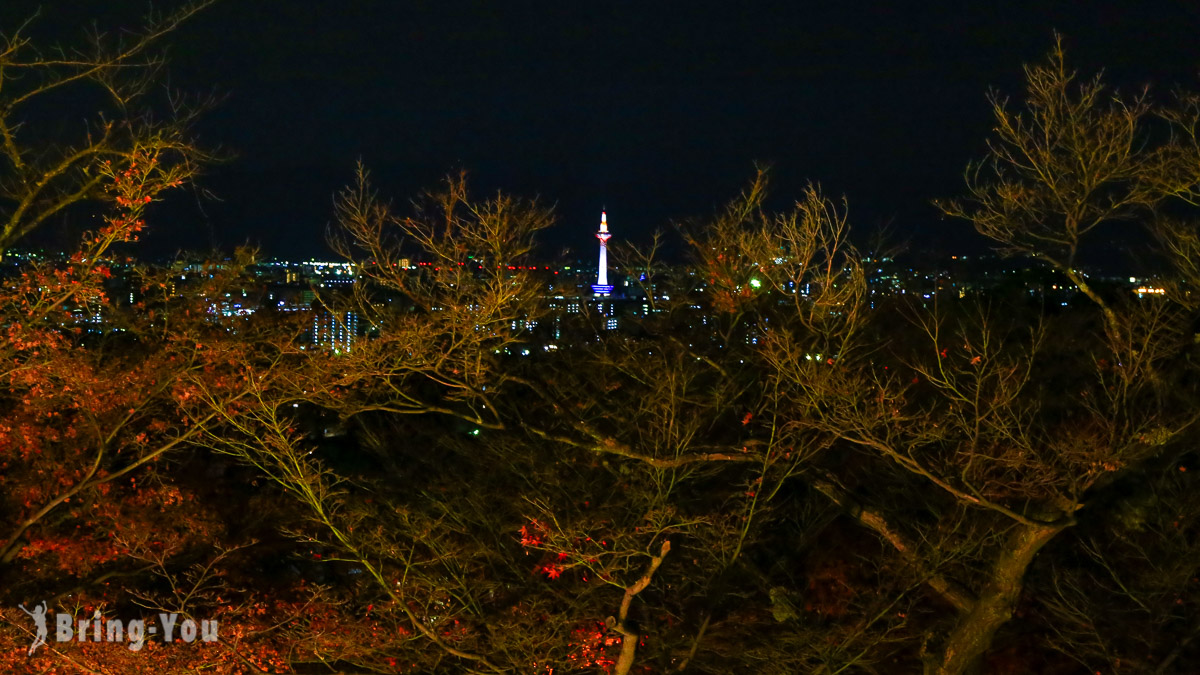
[
  {"left": 811, "top": 477, "right": 977, "bottom": 614},
  {"left": 607, "top": 540, "right": 672, "bottom": 675}
]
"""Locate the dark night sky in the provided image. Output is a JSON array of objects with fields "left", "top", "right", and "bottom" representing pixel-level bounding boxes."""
[{"left": 7, "top": 1, "right": 1200, "bottom": 259}]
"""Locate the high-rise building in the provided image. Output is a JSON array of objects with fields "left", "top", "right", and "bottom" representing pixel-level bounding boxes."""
[
  {"left": 591, "top": 211, "right": 614, "bottom": 297},
  {"left": 310, "top": 310, "right": 358, "bottom": 354}
]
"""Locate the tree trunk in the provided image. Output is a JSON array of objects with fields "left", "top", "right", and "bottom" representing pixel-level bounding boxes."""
[{"left": 927, "top": 522, "right": 1067, "bottom": 675}]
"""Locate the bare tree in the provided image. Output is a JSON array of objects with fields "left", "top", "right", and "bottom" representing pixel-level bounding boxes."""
[
  {"left": 0, "top": 1, "right": 217, "bottom": 251},
  {"left": 935, "top": 34, "right": 1200, "bottom": 343},
  {"left": 841, "top": 38, "right": 1200, "bottom": 673}
]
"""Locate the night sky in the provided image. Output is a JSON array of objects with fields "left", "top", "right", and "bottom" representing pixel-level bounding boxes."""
[{"left": 8, "top": 1, "right": 1200, "bottom": 259}]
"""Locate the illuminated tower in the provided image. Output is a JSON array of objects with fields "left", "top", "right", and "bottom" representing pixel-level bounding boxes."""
[{"left": 591, "top": 211, "right": 614, "bottom": 296}]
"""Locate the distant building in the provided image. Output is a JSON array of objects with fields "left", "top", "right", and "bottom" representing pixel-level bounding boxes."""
[{"left": 309, "top": 310, "right": 358, "bottom": 354}]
